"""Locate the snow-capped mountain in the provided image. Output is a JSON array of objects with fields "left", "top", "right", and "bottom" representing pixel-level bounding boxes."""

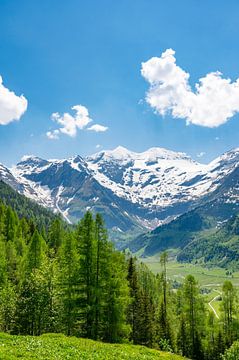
[
  {"left": 87, "top": 146, "right": 239, "bottom": 209},
  {"left": 0, "top": 146, "right": 238, "bottom": 238}
]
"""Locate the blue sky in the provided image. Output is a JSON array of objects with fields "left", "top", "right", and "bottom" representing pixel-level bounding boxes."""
[{"left": 0, "top": 0, "right": 239, "bottom": 166}]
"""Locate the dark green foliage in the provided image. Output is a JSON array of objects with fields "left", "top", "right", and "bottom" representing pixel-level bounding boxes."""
[
  {"left": 223, "top": 340, "right": 239, "bottom": 360},
  {"left": 178, "top": 215, "right": 239, "bottom": 268},
  {"left": 156, "top": 252, "right": 174, "bottom": 350},
  {"left": 128, "top": 180, "right": 239, "bottom": 268},
  {"left": 0, "top": 199, "right": 131, "bottom": 344},
  {"left": 220, "top": 281, "right": 239, "bottom": 347},
  {"left": 176, "top": 275, "right": 205, "bottom": 359},
  {"left": 57, "top": 233, "right": 79, "bottom": 336}
]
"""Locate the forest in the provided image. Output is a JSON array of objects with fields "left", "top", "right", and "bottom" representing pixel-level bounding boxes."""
[{"left": 0, "top": 198, "right": 239, "bottom": 360}]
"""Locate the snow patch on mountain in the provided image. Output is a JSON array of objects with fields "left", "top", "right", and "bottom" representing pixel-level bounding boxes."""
[
  {"left": 86, "top": 146, "right": 237, "bottom": 208},
  {"left": 0, "top": 146, "right": 238, "bottom": 233}
]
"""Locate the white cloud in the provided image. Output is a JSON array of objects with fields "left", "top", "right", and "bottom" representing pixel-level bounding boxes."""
[
  {"left": 0, "top": 76, "right": 27, "bottom": 125},
  {"left": 141, "top": 49, "right": 239, "bottom": 128},
  {"left": 196, "top": 151, "right": 206, "bottom": 158},
  {"left": 96, "top": 144, "right": 102, "bottom": 149},
  {"left": 49, "top": 105, "right": 92, "bottom": 138},
  {"left": 47, "top": 105, "right": 108, "bottom": 140},
  {"left": 46, "top": 129, "right": 60, "bottom": 140},
  {"left": 87, "top": 124, "right": 108, "bottom": 132}
]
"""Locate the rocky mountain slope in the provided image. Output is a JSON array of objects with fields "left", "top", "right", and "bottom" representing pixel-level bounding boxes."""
[
  {"left": 0, "top": 146, "right": 238, "bottom": 243},
  {"left": 129, "top": 163, "right": 239, "bottom": 259}
]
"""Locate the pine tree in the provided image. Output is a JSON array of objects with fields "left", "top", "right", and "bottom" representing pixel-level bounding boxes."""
[
  {"left": 0, "top": 280, "right": 16, "bottom": 333},
  {"left": 127, "top": 256, "right": 140, "bottom": 343},
  {"left": 77, "top": 211, "right": 96, "bottom": 338},
  {"left": 181, "top": 275, "right": 205, "bottom": 359},
  {"left": 104, "top": 251, "right": 130, "bottom": 342},
  {"left": 0, "top": 237, "right": 7, "bottom": 287},
  {"left": 177, "top": 314, "right": 187, "bottom": 356},
  {"left": 48, "top": 218, "right": 64, "bottom": 254},
  {"left": 15, "top": 269, "right": 52, "bottom": 335},
  {"left": 214, "top": 330, "right": 226, "bottom": 359},
  {"left": 25, "top": 230, "right": 47, "bottom": 273},
  {"left": 57, "top": 232, "right": 79, "bottom": 336},
  {"left": 4, "top": 207, "right": 18, "bottom": 243},
  {"left": 93, "top": 213, "right": 109, "bottom": 340},
  {"left": 221, "top": 280, "right": 237, "bottom": 346},
  {"left": 157, "top": 251, "right": 174, "bottom": 349}
]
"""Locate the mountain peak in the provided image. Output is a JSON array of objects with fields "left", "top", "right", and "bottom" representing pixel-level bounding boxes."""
[
  {"left": 20, "top": 154, "right": 43, "bottom": 162},
  {"left": 87, "top": 146, "right": 199, "bottom": 167},
  {"left": 17, "top": 155, "right": 48, "bottom": 166},
  {"left": 108, "top": 146, "right": 135, "bottom": 158},
  {"left": 89, "top": 146, "right": 135, "bottom": 163},
  {"left": 141, "top": 147, "right": 193, "bottom": 162}
]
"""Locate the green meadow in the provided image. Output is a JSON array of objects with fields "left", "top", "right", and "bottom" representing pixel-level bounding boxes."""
[
  {"left": 0, "top": 333, "right": 186, "bottom": 360},
  {"left": 144, "top": 257, "right": 239, "bottom": 288}
]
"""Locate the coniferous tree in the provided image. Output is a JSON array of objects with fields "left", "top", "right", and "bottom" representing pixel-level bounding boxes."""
[
  {"left": 16, "top": 269, "right": 52, "bottom": 335},
  {"left": 77, "top": 211, "right": 96, "bottom": 338},
  {"left": 177, "top": 314, "right": 187, "bottom": 356},
  {"left": 0, "top": 237, "right": 7, "bottom": 287},
  {"left": 48, "top": 218, "right": 64, "bottom": 254},
  {"left": 0, "top": 280, "right": 16, "bottom": 333},
  {"left": 25, "top": 230, "right": 46, "bottom": 273},
  {"left": 221, "top": 280, "right": 237, "bottom": 347},
  {"left": 57, "top": 232, "right": 79, "bottom": 335},
  {"left": 181, "top": 275, "right": 205, "bottom": 360},
  {"left": 157, "top": 251, "right": 174, "bottom": 349},
  {"left": 104, "top": 251, "right": 130, "bottom": 342},
  {"left": 93, "top": 213, "right": 109, "bottom": 340},
  {"left": 127, "top": 256, "right": 141, "bottom": 343}
]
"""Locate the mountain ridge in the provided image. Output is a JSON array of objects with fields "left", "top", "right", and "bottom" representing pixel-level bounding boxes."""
[{"left": 0, "top": 146, "right": 238, "bottom": 244}]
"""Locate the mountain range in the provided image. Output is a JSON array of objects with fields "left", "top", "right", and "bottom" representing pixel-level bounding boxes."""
[{"left": 0, "top": 146, "right": 238, "bottom": 250}]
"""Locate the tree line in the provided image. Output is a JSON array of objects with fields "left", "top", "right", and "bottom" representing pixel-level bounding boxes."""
[{"left": 0, "top": 199, "right": 239, "bottom": 359}]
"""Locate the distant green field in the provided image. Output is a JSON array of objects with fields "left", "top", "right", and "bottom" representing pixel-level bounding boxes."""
[
  {"left": 143, "top": 257, "right": 239, "bottom": 288},
  {"left": 0, "top": 333, "right": 186, "bottom": 360},
  {"left": 144, "top": 257, "right": 230, "bottom": 318}
]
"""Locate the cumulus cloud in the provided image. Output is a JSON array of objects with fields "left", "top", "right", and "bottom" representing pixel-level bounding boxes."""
[
  {"left": 47, "top": 105, "right": 92, "bottom": 139},
  {"left": 87, "top": 124, "right": 108, "bottom": 132},
  {"left": 0, "top": 76, "right": 27, "bottom": 125},
  {"left": 196, "top": 151, "right": 206, "bottom": 158},
  {"left": 47, "top": 105, "right": 108, "bottom": 139},
  {"left": 141, "top": 49, "right": 239, "bottom": 128},
  {"left": 46, "top": 129, "right": 60, "bottom": 140}
]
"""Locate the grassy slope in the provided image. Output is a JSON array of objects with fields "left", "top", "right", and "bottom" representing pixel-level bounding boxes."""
[{"left": 0, "top": 333, "right": 186, "bottom": 360}]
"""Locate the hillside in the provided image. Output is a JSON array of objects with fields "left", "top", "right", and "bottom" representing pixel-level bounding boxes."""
[
  {"left": 178, "top": 215, "right": 239, "bottom": 268},
  {"left": 0, "top": 180, "right": 58, "bottom": 230},
  {"left": 129, "top": 163, "right": 239, "bottom": 265},
  {"left": 0, "top": 169, "right": 234, "bottom": 359},
  {"left": 0, "top": 333, "right": 185, "bottom": 360}
]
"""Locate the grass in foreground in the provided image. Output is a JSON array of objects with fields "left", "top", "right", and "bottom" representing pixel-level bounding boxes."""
[{"left": 0, "top": 333, "right": 186, "bottom": 360}]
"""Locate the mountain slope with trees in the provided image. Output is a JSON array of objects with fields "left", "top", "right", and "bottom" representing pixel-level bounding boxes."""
[
  {"left": 129, "top": 164, "right": 239, "bottom": 266},
  {"left": 1, "top": 190, "right": 239, "bottom": 358},
  {"left": 0, "top": 180, "right": 58, "bottom": 230},
  {"left": 178, "top": 214, "right": 239, "bottom": 268}
]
